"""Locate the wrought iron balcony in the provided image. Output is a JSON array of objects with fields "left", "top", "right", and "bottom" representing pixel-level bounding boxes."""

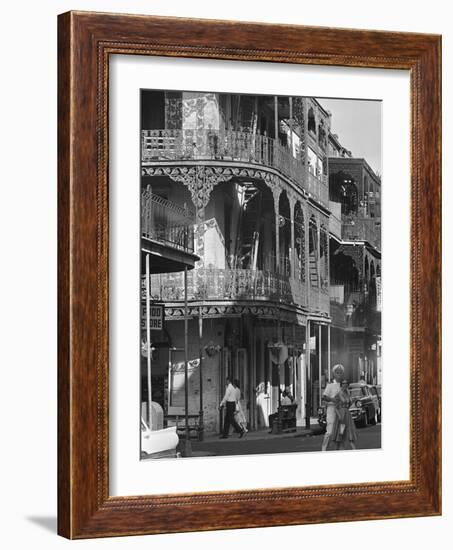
[
  {"left": 142, "top": 129, "right": 329, "bottom": 208},
  {"left": 141, "top": 188, "right": 194, "bottom": 254},
  {"left": 144, "top": 268, "right": 329, "bottom": 315},
  {"left": 149, "top": 268, "right": 293, "bottom": 303},
  {"left": 329, "top": 282, "right": 380, "bottom": 330},
  {"left": 341, "top": 215, "right": 381, "bottom": 249}
]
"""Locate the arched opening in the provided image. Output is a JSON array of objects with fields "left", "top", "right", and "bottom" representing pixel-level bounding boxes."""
[
  {"left": 330, "top": 250, "right": 359, "bottom": 292},
  {"left": 278, "top": 191, "right": 291, "bottom": 277},
  {"left": 212, "top": 178, "right": 275, "bottom": 272},
  {"left": 329, "top": 171, "right": 359, "bottom": 216},
  {"left": 294, "top": 202, "right": 305, "bottom": 282},
  {"left": 318, "top": 119, "right": 327, "bottom": 149},
  {"left": 308, "top": 107, "right": 316, "bottom": 134}
]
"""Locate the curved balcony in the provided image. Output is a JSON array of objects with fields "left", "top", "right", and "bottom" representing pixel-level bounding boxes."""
[
  {"left": 142, "top": 129, "right": 329, "bottom": 208},
  {"left": 145, "top": 268, "right": 329, "bottom": 315},
  {"left": 149, "top": 268, "right": 294, "bottom": 303}
]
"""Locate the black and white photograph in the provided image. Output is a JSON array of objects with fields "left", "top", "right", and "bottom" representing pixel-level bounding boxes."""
[{"left": 140, "top": 89, "right": 382, "bottom": 459}]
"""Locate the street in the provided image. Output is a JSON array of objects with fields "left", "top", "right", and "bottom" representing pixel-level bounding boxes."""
[{"left": 189, "top": 424, "right": 381, "bottom": 457}]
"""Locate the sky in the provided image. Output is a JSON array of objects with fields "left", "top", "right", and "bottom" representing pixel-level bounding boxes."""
[{"left": 316, "top": 97, "right": 382, "bottom": 175}]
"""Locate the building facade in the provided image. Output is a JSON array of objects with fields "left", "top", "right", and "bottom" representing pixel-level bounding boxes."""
[
  {"left": 141, "top": 91, "right": 334, "bottom": 435},
  {"left": 328, "top": 134, "right": 382, "bottom": 386}
]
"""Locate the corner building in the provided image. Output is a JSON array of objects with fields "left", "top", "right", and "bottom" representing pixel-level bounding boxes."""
[{"left": 141, "top": 91, "right": 333, "bottom": 435}]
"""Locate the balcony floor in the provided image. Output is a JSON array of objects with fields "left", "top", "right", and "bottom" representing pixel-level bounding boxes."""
[{"left": 141, "top": 237, "right": 199, "bottom": 273}]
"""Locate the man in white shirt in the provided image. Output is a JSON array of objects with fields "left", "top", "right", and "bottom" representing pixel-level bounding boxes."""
[
  {"left": 321, "top": 364, "right": 344, "bottom": 451},
  {"left": 219, "top": 377, "right": 244, "bottom": 438},
  {"left": 281, "top": 390, "right": 293, "bottom": 406}
]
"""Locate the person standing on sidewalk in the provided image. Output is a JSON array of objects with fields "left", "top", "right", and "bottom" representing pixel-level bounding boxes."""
[
  {"left": 233, "top": 379, "right": 248, "bottom": 435},
  {"left": 219, "top": 377, "right": 245, "bottom": 439},
  {"left": 321, "top": 364, "right": 344, "bottom": 451},
  {"left": 332, "top": 380, "right": 357, "bottom": 450}
]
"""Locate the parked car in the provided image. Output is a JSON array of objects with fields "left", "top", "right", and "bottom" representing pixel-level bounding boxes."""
[
  {"left": 372, "top": 384, "right": 381, "bottom": 422},
  {"left": 348, "top": 383, "right": 380, "bottom": 427},
  {"left": 317, "top": 382, "right": 380, "bottom": 430},
  {"left": 140, "top": 417, "right": 180, "bottom": 459}
]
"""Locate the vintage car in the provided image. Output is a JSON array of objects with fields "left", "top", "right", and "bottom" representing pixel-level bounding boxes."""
[
  {"left": 317, "top": 382, "right": 381, "bottom": 430},
  {"left": 372, "top": 384, "right": 382, "bottom": 422},
  {"left": 140, "top": 417, "right": 180, "bottom": 459},
  {"left": 348, "top": 383, "right": 380, "bottom": 427}
]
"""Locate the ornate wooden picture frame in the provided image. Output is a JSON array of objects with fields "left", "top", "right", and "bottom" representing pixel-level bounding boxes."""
[{"left": 58, "top": 11, "right": 441, "bottom": 539}]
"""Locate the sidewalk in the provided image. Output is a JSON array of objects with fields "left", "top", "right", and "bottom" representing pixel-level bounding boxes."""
[
  {"left": 202, "top": 423, "right": 319, "bottom": 442},
  {"left": 187, "top": 421, "right": 323, "bottom": 457}
]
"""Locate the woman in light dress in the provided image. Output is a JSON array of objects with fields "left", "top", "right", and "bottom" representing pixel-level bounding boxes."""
[{"left": 332, "top": 380, "right": 358, "bottom": 450}]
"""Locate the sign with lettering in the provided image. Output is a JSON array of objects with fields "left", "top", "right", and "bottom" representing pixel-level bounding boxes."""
[{"left": 141, "top": 303, "right": 164, "bottom": 331}]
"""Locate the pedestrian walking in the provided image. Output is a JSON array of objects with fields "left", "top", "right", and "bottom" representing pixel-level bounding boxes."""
[
  {"left": 332, "top": 380, "right": 357, "bottom": 450},
  {"left": 321, "top": 364, "right": 344, "bottom": 451},
  {"left": 219, "top": 377, "right": 245, "bottom": 438},
  {"left": 233, "top": 379, "right": 248, "bottom": 435}
]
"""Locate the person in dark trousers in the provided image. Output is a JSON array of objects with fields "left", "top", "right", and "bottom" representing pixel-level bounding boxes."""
[{"left": 219, "top": 377, "right": 245, "bottom": 438}]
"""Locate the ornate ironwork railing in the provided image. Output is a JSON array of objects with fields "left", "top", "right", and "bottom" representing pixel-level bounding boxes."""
[
  {"left": 148, "top": 268, "right": 293, "bottom": 303},
  {"left": 141, "top": 129, "right": 328, "bottom": 208},
  {"left": 329, "top": 282, "right": 381, "bottom": 330},
  {"left": 143, "top": 267, "right": 330, "bottom": 315},
  {"left": 308, "top": 286, "right": 328, "bottom": 312},
  {"left": 306, "top": 171, "right": 329, "bottom": 206},
  {"left": 341, "top": 215, "right": 380, "bottom": 249},
  {"left": 145, "top": 268, "right": 306, "bottom": 305},
  {"left": 141, "top": 188, "right": 195, "bottom": 253}
]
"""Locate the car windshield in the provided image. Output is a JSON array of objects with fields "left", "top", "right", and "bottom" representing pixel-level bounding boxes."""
[{"left": 349, "top": 388, "right": 363, "bottom": 398}]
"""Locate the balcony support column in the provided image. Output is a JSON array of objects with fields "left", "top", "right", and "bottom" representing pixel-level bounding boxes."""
[
  {"left": 326, "top": 229, "right": 330, "bottom": 289},
  {"left": 183, "top": 266, "right": 192, "bottom": 457},
  {"left": 288, "top": 194, "right": 296, "bottom": 279},
  {"left": 198, "top": 307, "right": 204, "bottom": 441},
  {"left": 318, "top": 324, "right": 322, "bottom": 407},
  {"left": 327, "top": 324, "right": 331, "bottom": 382},
  {"left": 145, "top": 253, "right": 152, "bottom": 427},
  {"left": 272, "top": 187, "right": 282, "bottom": 273},
  {"left": 289, "top": 96, "right": 293, "bottom": 156},
  {"left": 304, "top": 206, "right": 310, "bottom": 305},
  {"left": 274, "top": 96, "right": 279, "bottom": 141},
  {"left": 305, "top": 320, "right": 311, "bottom": 429},
  {"left": 317, "top": 219, "right": 321, "bottom": 289},
  {"left": 195, "top": 206, "right": 205, "bottom": 268}
]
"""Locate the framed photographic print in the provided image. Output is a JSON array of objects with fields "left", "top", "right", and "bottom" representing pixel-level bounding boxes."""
[{"left": 58, "top": 11, "right": 441, "bottom": 539}]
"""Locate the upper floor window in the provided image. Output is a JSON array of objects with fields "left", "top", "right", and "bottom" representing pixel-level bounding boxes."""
[
  {"left": 318, "top": 120, "right": 327, "bottom": 149},
  {"left": 308, "top": 107, "right": 316, "bottom": 133}
]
